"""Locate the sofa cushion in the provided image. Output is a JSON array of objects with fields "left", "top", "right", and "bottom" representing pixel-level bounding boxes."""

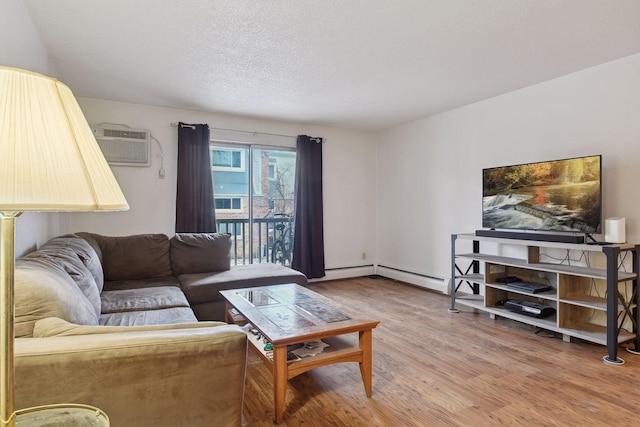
[
  {"left": 42, "top": 234, "right": 105, "bottom": 292},
  {"left": 179, "top": 263, "right": 308, "bottom": 306},
  {"left": 32, "top": 317, "right": 226, "bottom": 337},
  {"left": 99, "top": 307, "right": 198, "bottom": 326},
  {"left": 15, "top": 257, "right": 99, "bottom": 338},
  {"left": 103, "top": 276, "right": 180, "bottom": 292},
  {"left": 90, "top": 233, "right": 173, "bottom": 281},
  {"left": 170, "top": 233, "right": 232, "bottom": 275},
  {"left": 101, "top": 286, "right": 191, "bottom": 314},
  {"left": 32, "top": 243, "right": 101, "bottom": 318}
]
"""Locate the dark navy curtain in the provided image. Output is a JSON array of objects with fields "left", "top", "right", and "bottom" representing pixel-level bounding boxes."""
[
  {"left": 175, "top": 122, "right": 217, "bottom": 233},
  {"left": 292, "top": 135, "right": 325, "bottom": 278}
]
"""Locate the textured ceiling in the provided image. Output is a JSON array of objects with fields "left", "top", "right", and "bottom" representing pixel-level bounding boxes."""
[{"left": 22, "top": 0, "right": 640, "bottom": 131}]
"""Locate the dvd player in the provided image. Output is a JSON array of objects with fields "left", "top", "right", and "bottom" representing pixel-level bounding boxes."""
[
  {"left": 506, "top": 281, "right": 552, "bottom": 294},
  {"left": 503, "top": 300, "right": 555, "bottom": 318}
]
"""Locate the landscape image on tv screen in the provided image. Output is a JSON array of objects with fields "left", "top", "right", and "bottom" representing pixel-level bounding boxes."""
[{"left": 482, "top": 155, "right": 601, "bottom": 233}]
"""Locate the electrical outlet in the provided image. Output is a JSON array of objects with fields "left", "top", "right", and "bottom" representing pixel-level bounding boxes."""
[{"left": 362, "top": 252, "right": 366, "bottom": 260}]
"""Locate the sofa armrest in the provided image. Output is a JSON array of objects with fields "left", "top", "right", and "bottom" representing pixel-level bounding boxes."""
[{"left": 15, "top": 325, "right": 247, "bottom": 427}]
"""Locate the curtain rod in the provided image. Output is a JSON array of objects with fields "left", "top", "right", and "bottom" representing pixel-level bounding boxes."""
[{"left": 170, "top": 122, "right": 323, "bottom": 142}]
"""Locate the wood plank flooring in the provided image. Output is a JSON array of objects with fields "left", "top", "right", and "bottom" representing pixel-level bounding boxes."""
[{"left": 242, "top": 277, "right": 640, "bottom": 426}]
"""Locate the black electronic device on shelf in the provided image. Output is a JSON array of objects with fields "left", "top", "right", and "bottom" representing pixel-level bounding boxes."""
[
  {"left": 506, "top": 281, "right": 552, "bottom": 294},
  {"left": 501, "top": 300, "right": 556, "bottom": 318},
  {"left": 495, "top": 275, "right": 521, "bottom": 283}
]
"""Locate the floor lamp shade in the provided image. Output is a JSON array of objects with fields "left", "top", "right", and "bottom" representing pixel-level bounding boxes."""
[
  {"left": 0, "top": 66, "right": 129, "bottom": 211},
  {"left": 1, "top": 66, "right": 128, "bottom": 426}
]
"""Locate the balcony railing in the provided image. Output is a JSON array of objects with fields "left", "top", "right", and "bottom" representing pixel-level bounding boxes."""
[{"left": 216, "top": 216, "right": 294, "bottom": 265}]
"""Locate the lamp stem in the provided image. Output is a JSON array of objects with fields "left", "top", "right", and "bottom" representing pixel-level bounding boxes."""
[{"left": 1, "top": 212, "right": 20, "bottom": 427}]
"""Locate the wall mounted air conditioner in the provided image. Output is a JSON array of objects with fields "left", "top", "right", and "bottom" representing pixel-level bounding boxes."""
[{"left": 91, "top": 126, "right": 151, "bottom": 166}]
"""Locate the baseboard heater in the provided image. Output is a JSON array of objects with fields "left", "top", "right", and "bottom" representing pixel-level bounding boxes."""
[
  {"left": 325, "top": 264, "right": 375, "bottom": 271},
  {"left": 376, "top": 265, "right": 443, "bottom": 281},
  {"left": 475, "top": 229, "right": 585, "bottom": 244}
]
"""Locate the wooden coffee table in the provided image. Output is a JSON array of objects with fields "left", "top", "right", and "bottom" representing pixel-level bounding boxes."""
[{"left": 221, "top": 283, "right": 380, "bottom": 423}]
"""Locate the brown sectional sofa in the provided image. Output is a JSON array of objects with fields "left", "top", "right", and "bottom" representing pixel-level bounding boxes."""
[{"left": 13, "top": 231, "right": 307, "bottom": 426}]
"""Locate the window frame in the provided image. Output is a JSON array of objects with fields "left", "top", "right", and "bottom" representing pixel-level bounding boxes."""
[
  {"left": 215, "top": 196, "right": 243, "bottom": 212},
  {"left": 211, "top": 147, "right": 246, "bottom": 172}
]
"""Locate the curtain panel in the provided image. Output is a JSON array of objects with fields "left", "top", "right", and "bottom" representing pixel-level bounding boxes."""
[
  {"left": 292, "top": 135, "right": 325, "bottom": 278},
  {"left": 175, "top": 122, "right": 217, "bottom": 233}
]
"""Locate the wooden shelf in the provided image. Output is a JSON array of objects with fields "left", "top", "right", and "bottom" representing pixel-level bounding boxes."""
[
  {"left": 455, "top": 295, "right": 635, "bottom": 346},
  {"left": 457, "top": 252, "right": 636, "bottom": 281},
  {"left": 558, "top": 295, "right": 622, "bottom": 311},
  {"left": 485, "top": 283, "right": 557, "bottom": 302},
  {"left": 451, "top": 233, "right": 640, "bottom": 363},
  {"left": 455, "top": 232, "right": 637, "bottom": 252},
  {"left": 559, "top": 325, "right": 635, "bottom": 346},
  {"left": 245, "top": 328, "right": 362, "bottom": 379},
  {"left": 456, "top": 273, "right": 484, "bottom": 282},
  {"left": 455, "top": 296, "right": 557, "bottom": 330}
]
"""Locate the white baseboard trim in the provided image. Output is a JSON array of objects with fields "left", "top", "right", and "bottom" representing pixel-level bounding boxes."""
[
  {"left": 375, "top": 266, "right": 448, "bottom": 294},
  {"left": 310, "top": 265, "right": 376, "bottom": 282},
  {"left": 308, "top": 264, "right": 449, "bottom": 295}
]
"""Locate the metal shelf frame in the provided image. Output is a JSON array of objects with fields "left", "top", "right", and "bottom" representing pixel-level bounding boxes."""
[{"left": 450, "top": 233, "right": 640, "bottom": 364}]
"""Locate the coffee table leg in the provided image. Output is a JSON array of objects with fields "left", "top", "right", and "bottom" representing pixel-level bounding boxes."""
[
  {"left": 224, "top": 302, "right": 232, "bottom": 323},
  {"left": 359, "top": 329, "right": 373, "bottom": 397},
  {"left": 273, "top": 345, "right": 288, "bottom": 423}
]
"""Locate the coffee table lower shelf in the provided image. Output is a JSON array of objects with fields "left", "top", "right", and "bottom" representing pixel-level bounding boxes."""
[{"left": 247, "top": 331, "right": 362, "bottom": 379}]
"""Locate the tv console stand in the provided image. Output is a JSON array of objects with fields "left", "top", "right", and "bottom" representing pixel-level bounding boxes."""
[
  {"left": 451, "top": 233, "right": 639, "bottom": 364},
  {"left": 475, "top": 229, "right": 585, "bottom": 244}
]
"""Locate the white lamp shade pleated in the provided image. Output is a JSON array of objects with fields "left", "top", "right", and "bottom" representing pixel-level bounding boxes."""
[{"left": 0, "top": 66, "right": 128, "bottom": 211}]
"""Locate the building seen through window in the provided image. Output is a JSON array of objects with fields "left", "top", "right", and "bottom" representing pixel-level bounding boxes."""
[{"left": 211, "top": 143, "right": 296, "bottom": 265}]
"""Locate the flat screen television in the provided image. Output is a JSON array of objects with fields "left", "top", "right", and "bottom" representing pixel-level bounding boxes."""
[{"left": 482, "top": 155, "right": 602, "bottom": 234}]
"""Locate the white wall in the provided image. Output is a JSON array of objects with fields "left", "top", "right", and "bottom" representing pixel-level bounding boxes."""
[
  {"left": 376, "top": 53, "right": 640, "bottom": 290},
  {"left": 62, "top": 99, "right": 378, "bottom": 274},
  {"left": 0, "top": 0, "right": 54, "bottom": 74},
  {"left": 1, "top": 0, "right": 62, "bottom": 257},
  {"left": 7, "top": 0, "right": 638, "bottom": 281},
  {"left": 1, "top": 0, "right": 378, "bottom": 272}
]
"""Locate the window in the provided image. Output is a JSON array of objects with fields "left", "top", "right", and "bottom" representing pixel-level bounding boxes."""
[
  {"left": 211, "top": 141, "right": 296, "bottom": 265},
  {"left": 215, "top": 197, "right": 242, "bottom": 211},
  {"left": 211, "top": 148, "right": 245, "bottom": 171}
]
